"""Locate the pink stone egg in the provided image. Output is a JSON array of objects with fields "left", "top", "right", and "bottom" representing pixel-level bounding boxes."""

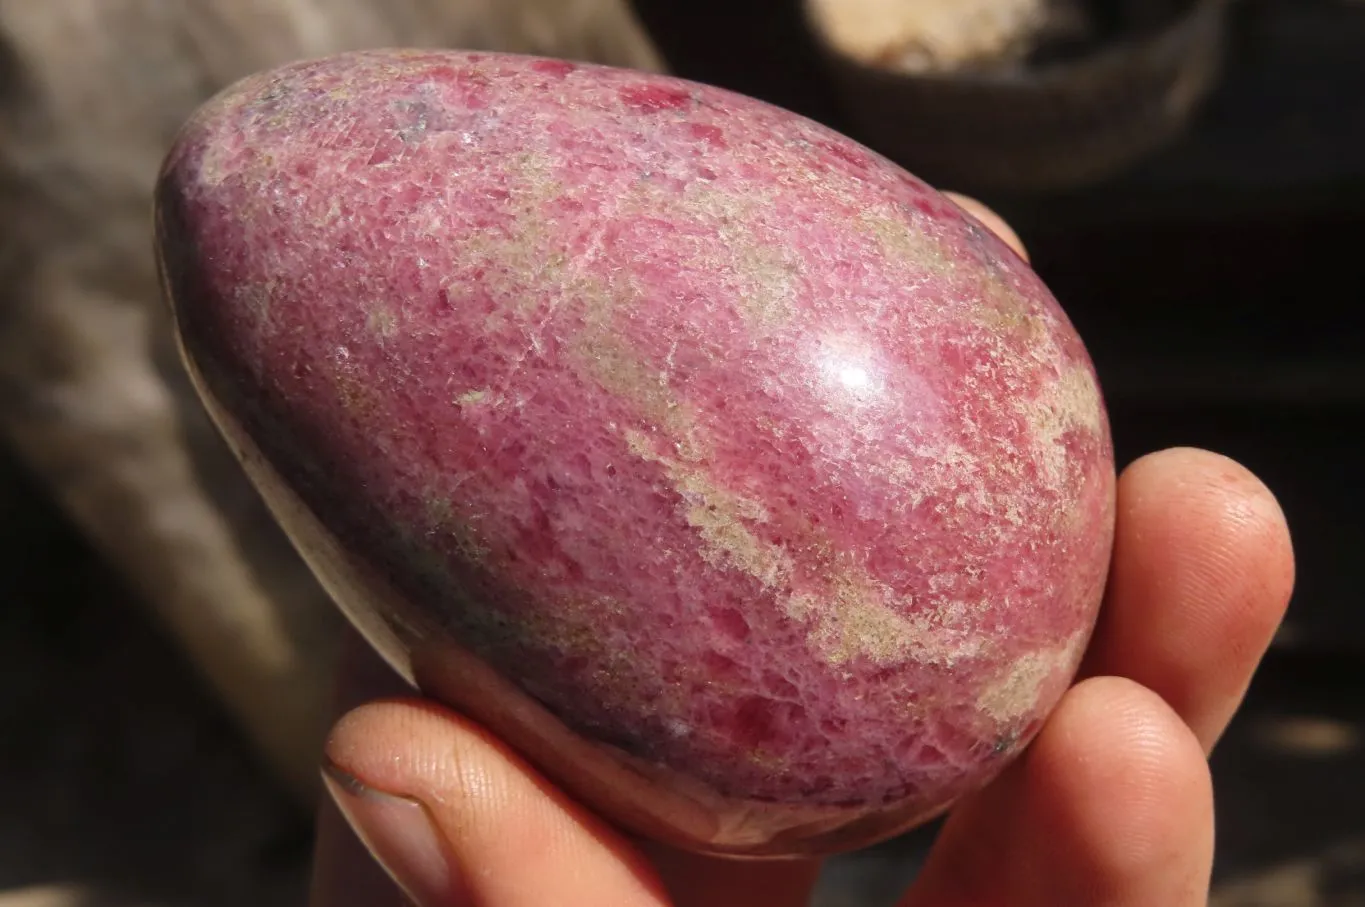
[{"left": 155, "top": 49, "right": 1116, "bottom": 857}]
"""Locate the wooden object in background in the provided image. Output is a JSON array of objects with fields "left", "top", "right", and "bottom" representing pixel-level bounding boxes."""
[
  {"left": 806, "top": 0, "right": 1228, "bottom": 193},
  {"left": 806, "top": 0, "right": 1050, "bottom": 73}
]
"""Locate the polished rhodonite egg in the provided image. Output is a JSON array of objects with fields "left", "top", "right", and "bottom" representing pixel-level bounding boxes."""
[{"left": 155, "top": 49, "right": 1116, "bottom": 857}]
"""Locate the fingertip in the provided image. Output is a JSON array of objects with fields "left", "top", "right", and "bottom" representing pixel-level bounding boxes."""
[
  {"left": 902, "top": 677, "right": 1214, "bottom": 907},
  {"left": 1122, "top": 447, "right": 1290, "bottom": 536},
  {"left": 1087, "top": 447, "right": 1295, "bottom": 749},
  {"left": 942, "top": 191, "right": 1029, "bottom": 261},
  {"left": 1121, "top": 446, "right": 1295, "bottom": 601},
  {"left": 324, "top": 697, "right": 477, "bottom": 797},
  {"left": 1034, "top": 677, "right": 1213, "bottom": 869},
  {"left": 319, "top": 698, "right": 669, "bottom": 907},
  {"left": 1021, "top": 676, "right": 1214, "bottom": 903}
]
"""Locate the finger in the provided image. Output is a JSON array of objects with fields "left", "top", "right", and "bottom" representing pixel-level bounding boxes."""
[
  {"left": 311, "top": 788, "right": 410, "bottom": 907},
  {"left": 322, "top": 697, "right": 823, "bottom": 907},
  {"left": 1081, "top": 447, "right": 1295, "bottom": 751},
  {"left": 942, "top": 191, "right": 1028, "bottom": 260},
  {"left": 310, "top": 632, "right": 417, "bottom": 907},
  {"left": 321, "top": 695, "right": 671, "bottom": 907},
  {"left": 901, "top": 676, "right": 1214, "bottom": 907},
  {"left": 310, "top": 630, "right": 822, "bottom": 907}
]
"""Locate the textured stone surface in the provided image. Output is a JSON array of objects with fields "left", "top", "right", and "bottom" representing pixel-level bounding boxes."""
[
  {"left": 157, "top": 49, "right": 1115, "bottom": 854},
  {"left": 0, "top": 0, "right": 664, "bottom": 803}
]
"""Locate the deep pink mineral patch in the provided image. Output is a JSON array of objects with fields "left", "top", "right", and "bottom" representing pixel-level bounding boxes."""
[{"left": 156, "top": 49, "right": 1116, "bottom": 854}]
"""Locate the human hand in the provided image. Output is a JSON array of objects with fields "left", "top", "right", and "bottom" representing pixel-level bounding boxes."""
[{"left": 308, "top": 199, "right": 1295, "bottom": 907}]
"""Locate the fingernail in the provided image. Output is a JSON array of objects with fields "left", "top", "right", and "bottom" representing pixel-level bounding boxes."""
[{"left": 322, "top": 759, "right": 464, "bottom": 907}]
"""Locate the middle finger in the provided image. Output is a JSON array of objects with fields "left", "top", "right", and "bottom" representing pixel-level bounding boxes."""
[{"left": 1079, "top": 447, "right": 1294, "bottom": 751}]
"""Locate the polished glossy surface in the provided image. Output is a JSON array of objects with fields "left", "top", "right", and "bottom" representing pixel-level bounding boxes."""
[{"left": 156, "top": 49, "right": 1116, "bottom": 856}]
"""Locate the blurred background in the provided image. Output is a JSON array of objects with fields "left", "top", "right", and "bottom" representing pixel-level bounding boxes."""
[{"left": 2, "top": 0, "right": 1362, "bottom": 904}]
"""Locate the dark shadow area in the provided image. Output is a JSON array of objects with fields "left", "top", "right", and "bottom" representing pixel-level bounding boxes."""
[
  {"left": 0, "top": 448, "right": 311, "bottom": 907},
  {"left": 1213, "top": 650, "right": 1365, "bottom": 888}
]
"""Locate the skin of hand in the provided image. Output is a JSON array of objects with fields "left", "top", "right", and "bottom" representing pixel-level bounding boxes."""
[{"left": 308, "top": 197, "right": 1296, "bottom": 907}]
